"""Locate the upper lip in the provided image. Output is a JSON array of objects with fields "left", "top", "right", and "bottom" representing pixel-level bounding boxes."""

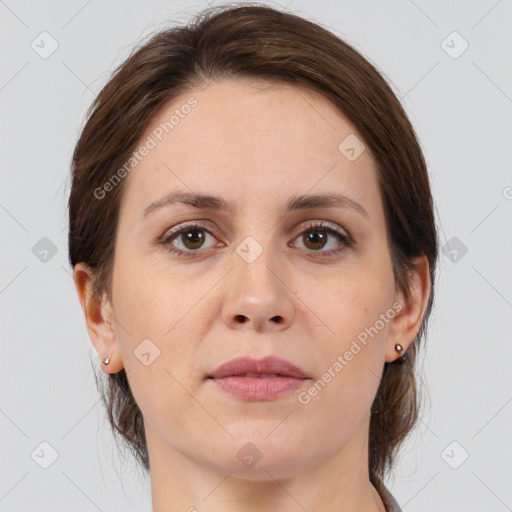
[{"left": 207, "top": 356, "right": 310, "bottom": 379}]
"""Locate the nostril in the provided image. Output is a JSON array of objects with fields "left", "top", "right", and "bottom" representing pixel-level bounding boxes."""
[
  {"left": 271, "top": 316, "right": 283, "bottom": 323},
  {"left": 235, "top": 314, "right": 248, "bottom": 323}
]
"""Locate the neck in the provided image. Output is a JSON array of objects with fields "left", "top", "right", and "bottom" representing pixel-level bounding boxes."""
[{"left": 146, "top": 415, "right": 386, "bottom": 512}]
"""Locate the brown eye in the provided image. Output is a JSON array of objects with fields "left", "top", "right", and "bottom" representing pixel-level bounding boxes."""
[
  {"left": 292, "top": 222, "right": 351, "bottom": 255},
  {"left": 161, "top": 222, "right": 221, "bottom": 257},
  {"left": 179, "top": 229, "right": 206, "bottom": 250},
  {"left": 303, "top": 229, "right": 328, "bottom": 250}
]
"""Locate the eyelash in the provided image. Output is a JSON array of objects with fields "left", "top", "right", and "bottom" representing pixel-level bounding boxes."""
[{"left": 159, "top": 220, "right": 352, "bottom": 258}]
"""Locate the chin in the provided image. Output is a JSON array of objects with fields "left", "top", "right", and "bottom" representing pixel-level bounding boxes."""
[{"left": 204, "top": 434, "right": 310, "bottom": 481}]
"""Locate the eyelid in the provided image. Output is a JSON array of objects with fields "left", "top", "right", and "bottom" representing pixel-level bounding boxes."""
[{"left": 293, "top": 219, "right": 350, "bottom": 239}]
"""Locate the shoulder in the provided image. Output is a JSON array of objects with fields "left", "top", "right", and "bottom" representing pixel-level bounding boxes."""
[{"left": 378, "top": 485, "right": 402, "bottom": 512}]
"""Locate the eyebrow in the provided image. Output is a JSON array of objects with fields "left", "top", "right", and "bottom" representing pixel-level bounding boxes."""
[{"left": 141, "top": 191, "right": 368, "bottom": 220}]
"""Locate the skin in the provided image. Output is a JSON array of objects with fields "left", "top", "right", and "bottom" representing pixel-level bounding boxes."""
[{"left": 74, "top": 79, "right": 431, "bottom": 512}]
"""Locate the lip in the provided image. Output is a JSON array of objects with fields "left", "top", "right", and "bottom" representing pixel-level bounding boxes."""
[{"left": 206, "top": 356, "right": 311, "bottom": 401}]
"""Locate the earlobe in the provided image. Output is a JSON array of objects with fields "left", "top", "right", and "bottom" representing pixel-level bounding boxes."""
[
  {"left": 386, "top": 254, "right": 431, "bottom": 363},
  {"left": 72, "top": 263, "right": 124, "bottom": 373}
]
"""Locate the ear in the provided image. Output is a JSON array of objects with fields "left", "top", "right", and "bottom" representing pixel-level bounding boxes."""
[
  {"left": 73, "top": 263, "right": 124, "bottom": 373},
  {"left": 385, "top": 254, "right": 431, "bottom": 363}
]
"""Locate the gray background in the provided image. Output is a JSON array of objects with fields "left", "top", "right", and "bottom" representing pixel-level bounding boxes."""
[{"left": 1, "top": 0, "right": 511, "bottom": 510}]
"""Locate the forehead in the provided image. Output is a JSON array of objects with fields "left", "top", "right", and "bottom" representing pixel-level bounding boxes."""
[{"left": 118, "top": 78, "right": 380, "bottom": 220}]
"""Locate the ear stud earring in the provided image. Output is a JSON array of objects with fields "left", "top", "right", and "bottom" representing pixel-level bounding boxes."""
[
  {"left": 394, "top": 343, "right": 406, "bottom": 364},
  {"left": 102, "top": 356, "right": 111, "bottom": 366}
]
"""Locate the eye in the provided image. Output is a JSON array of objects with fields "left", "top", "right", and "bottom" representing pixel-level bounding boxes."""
[
  {"left": 160, "top": 221, "right": 222, "bottom": 257},
  {"left": 291, "top": 221, "right": 351, "bottom": 255},
  {"left": 160, "top": 220, "right": 352, "bottom": 258}
]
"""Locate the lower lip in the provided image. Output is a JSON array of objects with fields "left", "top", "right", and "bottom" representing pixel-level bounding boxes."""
[{"left": 209, "top": 376, "right": 308, "bottom": 401}]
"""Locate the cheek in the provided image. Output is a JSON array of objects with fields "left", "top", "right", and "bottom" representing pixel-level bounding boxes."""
[
  {"left": 302, "top": 266, "right": 394, "bottom": 403},
  {"left": 111, "top": 256, "right": 210, "bottom": 399},
  {"left": 113, "top": 254, "right": 195, "bottom": 339},
  {"left": 112, "top": 281, "right": 200, "bottom": 436},
  {"left": 313, "top": 265, "right": 395, "bottom": 342},
  {"left": 297, "top": 279, "right": 391, "bottom": 434}
]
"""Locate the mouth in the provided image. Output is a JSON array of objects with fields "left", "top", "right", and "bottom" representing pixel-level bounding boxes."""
[
  {"left": 206, "top": 356, "right": 311, "bottom": 401},
  {"left": 229, "top": 373, "right": 287, "bottom": 378}
]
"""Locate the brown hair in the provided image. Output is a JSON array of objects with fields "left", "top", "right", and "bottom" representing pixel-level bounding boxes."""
[{"left": 68, "top": 2, "right": 438, "bottom": 491}]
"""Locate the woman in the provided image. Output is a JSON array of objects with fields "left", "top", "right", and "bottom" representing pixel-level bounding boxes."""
[{"left": 68, "top": 4, "right": 438, "bottom": 511}]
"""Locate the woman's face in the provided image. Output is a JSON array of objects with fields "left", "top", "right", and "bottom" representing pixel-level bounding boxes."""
[{"left": 102, "top": 79, "right": 415, "bottom": 479}]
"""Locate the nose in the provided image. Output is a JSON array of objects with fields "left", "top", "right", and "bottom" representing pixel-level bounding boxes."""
[{"left": 221, "top": 245, "right": 295, "bottom": 333}]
